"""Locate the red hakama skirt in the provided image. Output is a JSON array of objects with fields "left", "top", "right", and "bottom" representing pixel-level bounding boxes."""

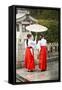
[
  {"left": 39, "top": 46, "right": 47, "bottom": 71},
  {"left": 24, "top": 47, "right": 35, "bottom": 70}
]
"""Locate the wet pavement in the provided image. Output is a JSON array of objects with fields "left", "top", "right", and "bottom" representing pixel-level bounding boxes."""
[{"left": 16, "top": 58, "right": 59, "bottom": 82}]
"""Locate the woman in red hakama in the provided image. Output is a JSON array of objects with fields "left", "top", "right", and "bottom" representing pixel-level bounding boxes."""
[
  {"left": 39, "top": 35, "right": 47, "bottom": 71},
  {"left": 24, "top": 34, "right": 35, "bottom": 72}
]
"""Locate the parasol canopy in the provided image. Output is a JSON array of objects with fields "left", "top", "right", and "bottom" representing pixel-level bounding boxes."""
[{"left": 26, "top": 24, "right": 48, "bottom": 32}]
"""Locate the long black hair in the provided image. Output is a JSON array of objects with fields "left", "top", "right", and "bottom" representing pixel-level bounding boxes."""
[
  {"left": 26, "top": 39, "right": 28, "bottom": 46},
  {"left": 26, "top": 34, "right": 32, "bottom": 46}
]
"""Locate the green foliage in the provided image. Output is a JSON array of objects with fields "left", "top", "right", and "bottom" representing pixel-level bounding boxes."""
[
  {"left": 38, "top": 19, "right": 59, "bottom": 42},
  {"left": 28, "top": 9, "right": 59, "bottom": 42},
  {"left": 29, "top": 9, "right": 59, "bottom": 20}
]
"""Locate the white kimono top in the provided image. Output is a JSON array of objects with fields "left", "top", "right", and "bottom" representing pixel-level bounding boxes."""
[
  {"left": 37, "top": 38, "right": 47, "bottom": 51},
  {"left": 25, "top": 39, "right": 36, "bottom": 54},
  {"left": 39, "top": 38, "right": 47, "bottom": 46}
]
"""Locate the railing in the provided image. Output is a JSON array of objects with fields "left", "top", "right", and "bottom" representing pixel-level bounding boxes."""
[{"left": 47, "top": 42, "right": 58, "bottom": 53}]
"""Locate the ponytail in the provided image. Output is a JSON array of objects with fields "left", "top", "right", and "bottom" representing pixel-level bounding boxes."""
[
  {"left": 26, "top": 34, "right": 31, "bottom": 46},
  {"left": 26, "top": 39, "right": 28, "bottom": 46}
]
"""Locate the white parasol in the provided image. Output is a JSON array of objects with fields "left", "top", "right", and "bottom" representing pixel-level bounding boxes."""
[
  {"left": 26, "top": 24, "right": 48, "bottom": 32},
  {"left": 26, "top": 24, "right": 48, "bottom": 39}
]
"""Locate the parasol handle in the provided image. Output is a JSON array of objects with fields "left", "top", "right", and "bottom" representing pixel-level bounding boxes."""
[{"left": 35, "top": 32, "right": 37, "bottom": 40}]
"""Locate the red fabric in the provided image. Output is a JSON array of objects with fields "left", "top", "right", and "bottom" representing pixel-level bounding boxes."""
[
  {"left": 39, "top": 46, "right": 47, "bottom": 70},
  {"left": 24, "top": 47, "right": 35, "bottom": 70}
]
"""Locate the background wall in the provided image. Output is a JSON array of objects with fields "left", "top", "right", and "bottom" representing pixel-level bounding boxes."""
[{"left": 0, "top": 0, "right": 62, "bottom": 90}]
